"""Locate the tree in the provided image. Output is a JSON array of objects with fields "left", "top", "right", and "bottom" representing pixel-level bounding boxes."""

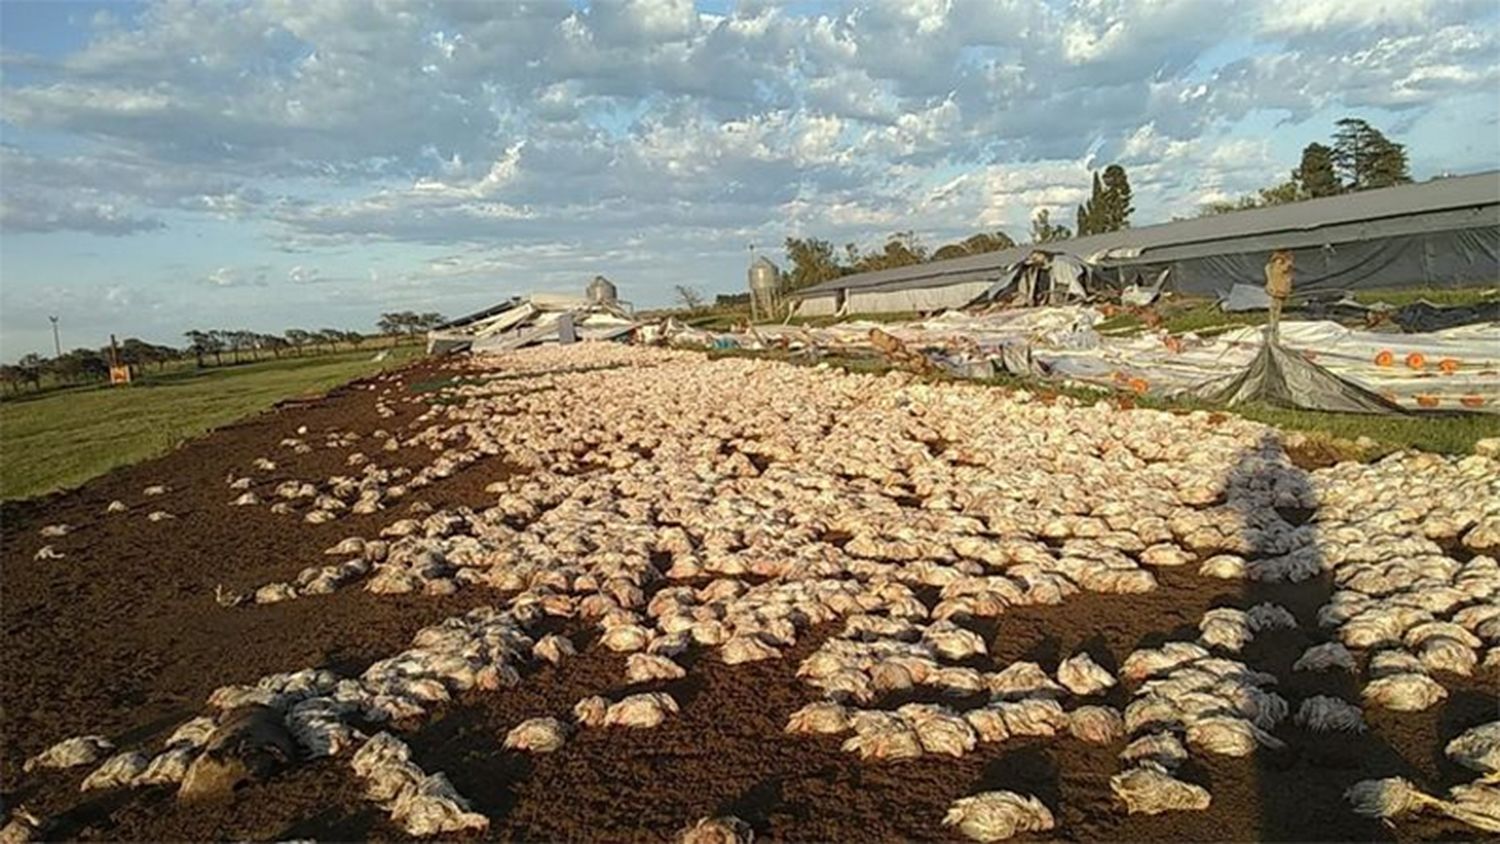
[
  {"left": 673, "top": 285, "right": 705, "bottom": 311},
  {"left": 225, "top": 329, "right": 257, "bottom": 362},
  {"left": 1198, "top": 195, "right": 1261, "bottom": 216},
  {"left": 783, "top": 237, "right": 844, "bottom": 291},
  {"left": 1101, "top": 164, "right": 1133, "bottom": 230},
  {"left": 258, "top": 334, "right": 289, "bottom": 358},
  {"left": 0, "top": 364, "right": 22, "bottom": 394},
  {"left": 1295, "top": 142, "right": 1341, "bottom": 198},
  {"left": 183, "top": 330, "right": 211, "bottom": 366},
  {"left": 52, "top": 348, "right": 108, "bottom": 383},
  {"left": 1077, "top": 166, "right": 1133, "bottom": 236},
  {"left": 1257, "top": 180, "right": 1300, "bottom": 207},
  {"left": 284, "top": 329, "right": 313, "bottom": 356},
  {"left": 377, "top": 313, "right": 405, "bottom": 336},
  {"left": 16, "top": 353, "right": 44, "bottom": 390},
  {"left": 118, "top": 337, "right": 175, "bottom": 370},
  {"left": 962, "top": 231, "right": 1015, "bottom": 255},
  {"left": 1029, "top": 209, "right": 1071, "bottom": 243},
  {"left": 201, "top": 330, "right": 226, "bottom": 365},
  {"left": 852, "top": 231, "right": 928, "bottom": 272},
  {"left": 933, "top": 231, "right": 1015, "bottom": 261},
  {"left": 316, "top": 329, "right": 343, "bottom": 351},
  {"left": 416, "top": 312, "right": 445, "bottom": 331},
  {"left": 1076, "top": 171, "right": 1106, "bottom": 237},
  {"left": 1333, "top": 118, "right": 1410, "bottom": 191}
]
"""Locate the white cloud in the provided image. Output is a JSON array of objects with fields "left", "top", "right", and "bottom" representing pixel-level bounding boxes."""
[
  {"left": 204, "top": 266, "right": 269, "bottom": 288},
  {"left": 287, "top": 265, "right": 320, "bottom": 284}
]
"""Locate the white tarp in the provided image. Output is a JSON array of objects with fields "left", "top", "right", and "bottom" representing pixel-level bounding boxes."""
[{"left": 689, "top": 306, "right": 1500, "bottom": 414}]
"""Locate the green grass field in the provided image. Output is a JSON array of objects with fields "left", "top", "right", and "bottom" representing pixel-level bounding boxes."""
[{"left": 0, "top": 346, "right": 420, "bottom": 501}]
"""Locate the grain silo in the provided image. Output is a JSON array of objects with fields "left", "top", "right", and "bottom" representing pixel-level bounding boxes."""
[
  {"left": 748, "top": 255, "right": 783, "bottom": 321},
  {"left": 586, "top": 275, "right": 618, "bottom": 305}
]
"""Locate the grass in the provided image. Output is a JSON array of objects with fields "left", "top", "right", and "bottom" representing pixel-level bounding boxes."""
[
  {"left": 1349, "top": 286, "right": 1498, "bottom": 307},
  {"left": 1096, "top": 301, "right": 1269, "bottom": 336},
  {"left": 0, "top": 346, "right": 421, "bottom": 501},
  {"left": 706, "top": 347, "right": 1500, "bottom": 457}
]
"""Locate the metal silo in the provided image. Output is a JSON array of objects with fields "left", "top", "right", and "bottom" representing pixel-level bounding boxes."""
[
  {"left": 748, "top": 256, "right": 782, "bottom": 321},
  {"left": 586, "top": 275, "right": 618, "bottom": 305}
]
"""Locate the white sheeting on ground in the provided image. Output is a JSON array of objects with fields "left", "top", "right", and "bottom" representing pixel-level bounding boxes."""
[{"left": 685, "top": 307, "right": 1500, "bottom": 414}]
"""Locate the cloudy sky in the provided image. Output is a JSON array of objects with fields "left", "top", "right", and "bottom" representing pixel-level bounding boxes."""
[{"left": 1, "top": 0, "right": 1496, "bottom": 358}]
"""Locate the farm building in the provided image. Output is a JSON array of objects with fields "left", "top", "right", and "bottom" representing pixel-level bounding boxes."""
[{"left": 792, "top": 171, "right": 1500, "bottom": 316}]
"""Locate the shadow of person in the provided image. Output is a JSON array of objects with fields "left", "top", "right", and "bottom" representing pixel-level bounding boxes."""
[{"left": 1221, "top": 431, "right": 1417, "bottom": 842}]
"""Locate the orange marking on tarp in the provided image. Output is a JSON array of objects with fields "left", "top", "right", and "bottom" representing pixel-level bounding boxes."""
[
  {"left": 1405, "top": 352, "right": 1426, "bottom": 370},
  {"left": 1415, "top": 395, "right": 1440, "bottom": 408},
  {"left": 1460, "top": 395, "right": 1486, "bottom": 408},
  {"left": 1374, "top": 350, "right": 1395, "bottom": 367},
  {"left": 1439, "top": 358, "right": 1460, "bottom": 374}
]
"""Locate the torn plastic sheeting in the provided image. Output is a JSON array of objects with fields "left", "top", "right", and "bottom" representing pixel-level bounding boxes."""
[
  {"left": 1393, "top": 300, "right": 1500, "bottom": 332},
  {"left": 1192, "top": 338, "right": 1405, "bottom": 414},
  {"left": 1219, "top": 284, "right": 1272, "bottom": 312}
]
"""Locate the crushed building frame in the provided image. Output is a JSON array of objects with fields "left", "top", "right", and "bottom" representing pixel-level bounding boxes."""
[{"left": 792, "top": 171, "right": 1500, "bottom": 316}]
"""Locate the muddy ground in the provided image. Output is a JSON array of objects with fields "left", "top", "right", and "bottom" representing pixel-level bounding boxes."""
[{"left": 1, "top": 357, "right": 1494, "bottom": 842}]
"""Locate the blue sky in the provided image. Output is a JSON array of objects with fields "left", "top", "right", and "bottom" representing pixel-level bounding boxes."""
[{"left": 1, "top": 0, "right": 1497, "bottom": 359}]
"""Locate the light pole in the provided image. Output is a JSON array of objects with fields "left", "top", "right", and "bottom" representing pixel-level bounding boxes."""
[{"left": 48, "top": 315, "right": 60, "bottom": 357}]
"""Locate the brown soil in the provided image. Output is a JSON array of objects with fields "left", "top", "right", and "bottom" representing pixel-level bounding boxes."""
[{"left": 2, "top": 358, "right": 1494, "bottom": 842}]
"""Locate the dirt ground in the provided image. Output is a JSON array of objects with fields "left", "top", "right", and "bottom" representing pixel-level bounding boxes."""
[{"left": 1, "top": 357, "right": 1494, "bottom": 842}]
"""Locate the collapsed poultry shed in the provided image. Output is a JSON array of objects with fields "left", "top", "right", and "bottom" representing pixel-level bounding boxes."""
[
  {"left": 426, "top": 291, "right": 636, "bottom": 355},
  {"left": 793, "top": 171, "right": 1500, "bottom": 316},
  {"left": 966, "top": 250, "right": 1096, "bottom": 308}
]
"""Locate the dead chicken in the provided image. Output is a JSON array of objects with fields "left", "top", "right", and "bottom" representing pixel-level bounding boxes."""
[
  {"left": 603, "top": 693, "right": 680, "bottom": 729},
  {"left": 572, "top": 695, "right": 610, "bottom": 728},
  {"left": 1069, "top": 705, "right": 1125, "bottom": 744},
  {"left": 503, "top": 717, "right": 570, "bottom": 753},
  {"left": 533, "top": 634, "right": 577, "bottom": 666},
  {"left": 1111, "top": 762, "right": 1212, "bottom": 815},
  {"left": 942, "top": 791, "right": 1055, "bottom": 842},
  {"left": 79, "top": 751, "right": 150, "bottom": 791},
  {"left": 1294, "top": 696, "right": 1366, "bottom": 733},
  {"left": 1056, "top": 652, "right": 1116, "bottom": 696},
  {"left": 23, "top": 735, "right": 114, "bottom": 772},
  {"left": 785, "top": 702, "right": 850, "bottom": 735},
  {"left": 1446, "top": 721, "right": 1500, "bottom": 777},
  {"left": 678, "top": 815, "right": 754, "bottom": 844},
  {"left": 1119, "top": 732, "right": 1189, "bottom": 770},
  {"left": 1292, "top": 642, "right": 1356, "bottom": 673},
  {"left": 1363, "top": 672, "right": 1448, "bottom": 711},
  {"left": 625, "top": 653, "right": 686, "bottom": 683}
]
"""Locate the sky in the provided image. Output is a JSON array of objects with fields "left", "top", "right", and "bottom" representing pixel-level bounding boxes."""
[{"left": 1, "top": 0, "right": 1497, "bottom": 360}]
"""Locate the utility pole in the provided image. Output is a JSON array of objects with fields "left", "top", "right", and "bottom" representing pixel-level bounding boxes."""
[{"left": 48, "top": 315, "right": 60, "bottom": 357}]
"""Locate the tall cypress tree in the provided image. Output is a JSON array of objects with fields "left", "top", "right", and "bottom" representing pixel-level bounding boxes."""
[
  {"left": 1076, "top": 172, "right": 1106, "bottom": 236},
  {"left": 1102, "top": 164, "right": 1133, "bottom": 229},
  {"left": 1333, "top": 118, "right": 1410, "bottom": 191}
]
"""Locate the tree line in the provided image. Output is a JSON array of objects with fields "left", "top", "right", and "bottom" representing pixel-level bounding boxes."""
[
  {"left": 1200, "top": 118, "right": 1411, "bottom": 215},
  {"left": 780, "top": 164, "right": 1134, "bottom": 291},
  {"left": 1, "top": 311, "right": 448, "bottom": 394},
  {"left": 181, "top": 328, "right": 368, "bottom": 366}
]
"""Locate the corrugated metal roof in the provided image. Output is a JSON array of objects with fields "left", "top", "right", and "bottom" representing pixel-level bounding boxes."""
[{"left": 796, "top": 170, "right": 1500, "bottom": 298}]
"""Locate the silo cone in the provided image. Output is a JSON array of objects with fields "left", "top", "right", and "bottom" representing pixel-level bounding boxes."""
[{"left": 1197, "top": 337, "right": 1402, "bottom": 415}]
